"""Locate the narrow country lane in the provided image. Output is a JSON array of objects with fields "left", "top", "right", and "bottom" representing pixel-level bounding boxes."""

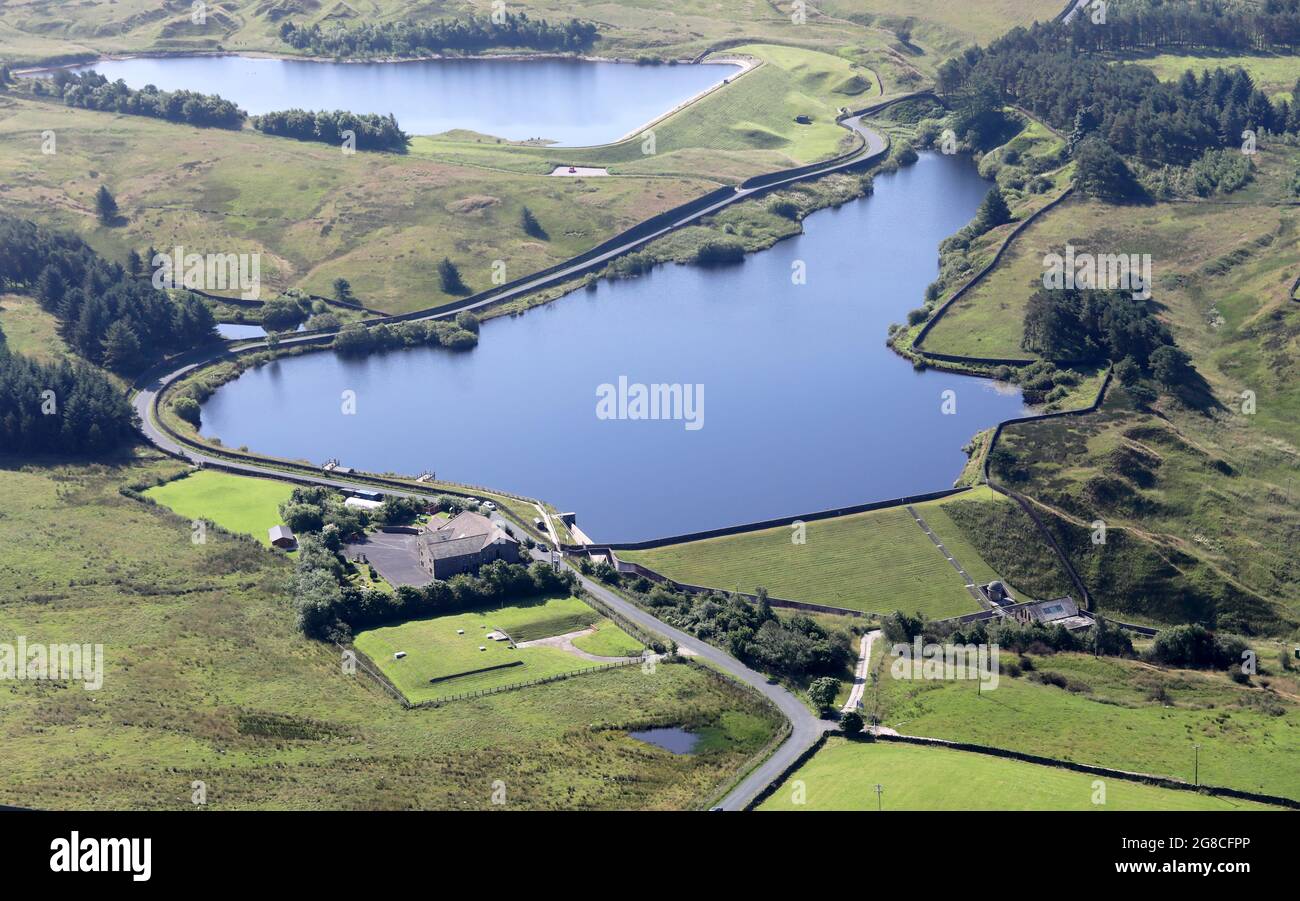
[
  {"left": 569, "top": 567, "right": 836, "bottom": 810},
  {"left": 842, "top": 629, "right": 881, "bottom": 714}
]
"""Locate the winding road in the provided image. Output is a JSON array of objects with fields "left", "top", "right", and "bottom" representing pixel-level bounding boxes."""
[
  {"left": 571, "top": 568, "right": 835, "bottom": 810},
  {"left": 128, "top": 108, "right": 898, "bottom": 812}
]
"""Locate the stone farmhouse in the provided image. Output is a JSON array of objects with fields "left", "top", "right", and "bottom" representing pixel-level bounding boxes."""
[{"left": 416, "top": 511, "right": 520, "bottom": 579}]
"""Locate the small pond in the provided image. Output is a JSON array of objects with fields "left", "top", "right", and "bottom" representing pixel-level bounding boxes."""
[{"left": 629, "top": 727, "right": 702, "bottom": 754}]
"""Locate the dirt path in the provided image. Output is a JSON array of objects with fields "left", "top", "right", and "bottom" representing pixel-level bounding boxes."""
[
  {"left": 514, "top": 627, "right": 647, "bottom": 663},
  {"left": 841, "top": 629, "right": 881, "bottom": 714}
]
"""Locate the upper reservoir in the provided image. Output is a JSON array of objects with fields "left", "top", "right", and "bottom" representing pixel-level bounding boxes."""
[
  {"left": 66, "top": 55, "right": 739, "bottom": 145},
  {"left": 199, "top": 153, "right": 1030, "bottom": 542}
]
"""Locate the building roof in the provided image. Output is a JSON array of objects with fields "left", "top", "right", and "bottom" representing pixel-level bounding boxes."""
[
  {"left": 268, "top": 525, "right": 295, "bottom": 542},
  {"left": 1028, "top": 597, "right": 1079, "bottom": 622},
  {"left": 419, "top": 511, "right": 516, "bottom": 561}
]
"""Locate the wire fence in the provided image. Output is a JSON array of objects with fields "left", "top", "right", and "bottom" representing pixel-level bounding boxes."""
[{"left": 408, "top": 657, "right": 646, "bottom": 709}]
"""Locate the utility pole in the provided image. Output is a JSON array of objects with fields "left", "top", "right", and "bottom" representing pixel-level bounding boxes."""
[
  {"left": 873, "top": 783, "right": 884, "bottom": 812},
  {"left": 1193, "top": 744, "right": 1201, "bottom": 786}
]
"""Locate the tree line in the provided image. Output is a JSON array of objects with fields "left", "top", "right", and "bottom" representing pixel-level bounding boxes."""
[
  {"left": 35, "top": 70, "right": 246, "bottom": 129},
  {"left": 251, "top": 109, "right": 409, "bottom": 153},
  {"left": 0, "top": 215, "right": 219, "bottom": 374},
  {"left": 278, "top": 14, "right": 599, "bottom": 58},
  {"left": 294, "top": 552, "right": 577, "bottom": 641},
  {"left": 579, "top": 561, "right": 852, "bottom": 680},
  {"left": 938, "top": 21, "right": 1300, "bottom": 173},
  {"left": 1064, "top": 0, "right": 1300, "bottom": 54},
  {"left": 0, "top": 326, "right": 137, "bottom": 455}
]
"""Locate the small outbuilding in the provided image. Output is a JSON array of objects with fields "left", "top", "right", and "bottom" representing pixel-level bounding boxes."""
[{"left": 268, "top": 525, "right": 297, "bottom": 549}]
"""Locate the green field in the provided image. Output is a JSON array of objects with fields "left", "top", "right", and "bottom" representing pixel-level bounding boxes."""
[
  {"left": 144, "top": 469, "right": 294, "bottom": 546},
  {"left": 1127, "top": 52, "right": 1299, "bottom": 99},
  {"left": 0, "top": 294, "right": 68, "bottom": 364},
  {"left": 0, "top": 453, "right": 780, "bottom": 809},
  {"left": 572, "top": 619, "right": 647, "bottom": 657},
  {"left": 620, "top": 489, "right": 1022, "bottom": 618},
  {"left": 354, "top": 595, "right": 640, "bottom": 702},
  {"left": 758, "top": 739, "right": 1282, "bottom": 811},
  {"left": 870, "top": 645, "right": 1300, "bottom": 801}
]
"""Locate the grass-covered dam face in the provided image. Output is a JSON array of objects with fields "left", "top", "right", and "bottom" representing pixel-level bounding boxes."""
[
  {"left": 198, "top": 152, "right": 1029, "bottom": 541},
  {"left": 65, "top": 55, "right": 741, "bottom": 145}
]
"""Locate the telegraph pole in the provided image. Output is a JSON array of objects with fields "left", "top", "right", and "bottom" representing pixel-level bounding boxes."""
[
  {"left": 1193, "top": 744, "right": 1201, "bottom": 786},
  {"left": 874, "top": 783, "right": 884, "bottom": 812}
]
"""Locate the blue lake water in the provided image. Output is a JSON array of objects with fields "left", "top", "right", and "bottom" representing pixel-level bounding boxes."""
[
  {"left": 65, "top": 55, "right": 739, "bottom": 145},
  {"left": 199, "top": 153, "right": 1029, "bottom": 542}
]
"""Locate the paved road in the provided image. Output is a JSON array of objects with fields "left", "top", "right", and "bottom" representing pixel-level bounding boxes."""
[{"left": 1060, "top": 0, "right": 1092, "bottom": 23}]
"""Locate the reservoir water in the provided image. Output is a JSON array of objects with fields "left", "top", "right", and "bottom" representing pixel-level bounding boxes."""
[
  {"left": 66, "top": 55, "right": 739, "bottom": 145},
  {"left": 199, "top": 152, "right": 1029, "bottom": 542}
]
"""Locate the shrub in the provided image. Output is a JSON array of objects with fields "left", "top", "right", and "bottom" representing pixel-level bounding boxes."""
[
  {"left": 694, "top": 239, "right": 745, "bottom": 266},
  {"left": 768, "top": 199, "right": 800, "bottom": 220},
  {"left": 172, "top": 396, "right": 201, "bottom": 426}
]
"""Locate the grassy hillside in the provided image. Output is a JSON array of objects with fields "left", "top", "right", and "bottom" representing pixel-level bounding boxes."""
[
  {"left": 404, "top": 43, "right": 878, "bottom": 180},
  {"left": 910, "top": 137, "right": 1300, "bottom": 632},
  {"left": 822, "top": 0, "right": 1068, "bottom": 51},
  {"left": 0, "top": 451, "right": 780, "bottom": 809},
  {"left": 758, "top": 738, "right": 1283, "bottom": 810},
  {"left": 0, "top": 0, "right": 903, "bottom": 74},
  {"left": 923, "top": 159, "right": 1299, "bottom": 360},
  {"left": 619, "top": 487, "right": 1059, "bottom": 617},
  {"left": 0, "top": 94, "right": 713, "bottom": 313},
  {"left": 869, "top": 644, "right": 1300, "bottom": 801}
]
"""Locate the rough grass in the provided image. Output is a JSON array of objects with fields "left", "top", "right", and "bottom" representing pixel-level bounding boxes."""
[
  {"left": 620, "top": 492, "right": 1016, "bottom": 618},
  {"left": 943, "top": 145, "right": 1300, "bottom": 628},
  {"left": 0, "top": 294, "right": 68, "bottom": 363},
  {"left": 821, "top": 0, "right": 1067, "bottom": 51},
  {"left": 924, "top": 146, "right": 1300, "bottom": 360},
  {"left": 1124, "top": 51, "right": 1300, "bottom": 99},
  {"left": 0, "top": 0, "right": 888, "bottom": 68},
  {"left": 758, "top": 738, "right": 1284, "bottom": 810},
  {"left": 0, "top": 452, "right": 781, "bottom": 809},
  {"left": 868, "top": 644, "right": 1300, "bottom": 801},
  {"left": 144, "top": 469, "right": 294, "bottom": 546},
  {"left": 0, "top": 95, "right": 713, "bottom": 314}
]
